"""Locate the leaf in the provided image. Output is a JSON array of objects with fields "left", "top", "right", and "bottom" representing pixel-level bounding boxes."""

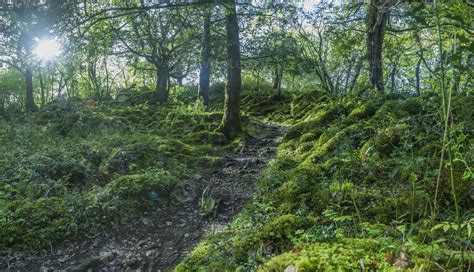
[
  {"left": 396, "top": 225, "right": 406, "bottom": 234},
  {"left": 443, "top": 224, "right": 450, "bottom": 232},
  {"left": 462, "top": 171, "right": 472, "bottom": 181},
  {"left": 431, "top": 224, "right": 444, "bottom": 231},
  {"left": 468, "top": 223, "right": 472, "bottom": 238},
  {"left": 457, "top": 133, "right": 466, "bottom": 143}
]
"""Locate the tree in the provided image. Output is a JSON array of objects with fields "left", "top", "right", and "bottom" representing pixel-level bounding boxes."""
[
  {"left": 221, "top": 0, "right": 242, "bottom": 139},
  {"left": 0, "top": 4, "right": 38, "bottom": 111},
  {"left": 365, "top": 0, "right": 393, "bottom": 92},
  {"left": 111, "top": 7, "right": 200, "bottom": 102},
  {"left": 198, "top": 7, "right": 212, "bottom": 107}
]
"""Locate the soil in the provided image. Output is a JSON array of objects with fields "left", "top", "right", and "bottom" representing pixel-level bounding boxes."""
[{"left": 1, "top": 122, "right": 284, "bottom": 272}]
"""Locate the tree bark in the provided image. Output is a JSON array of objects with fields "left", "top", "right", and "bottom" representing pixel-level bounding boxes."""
[
  {"left": 390, "top": 64, "right": 397, "bottom": 92},
  {"left": 88, "top": 61, "right": 100, "bottom": 100},
  {"left": 366, "top": 0, "right": 392, "bottom": 93},
  {"left": 25, "top": 67, "right": 37, "bottom": 111},
  {"left": 415, "top": 54, "right": 422, "bottom": 95},
  {"left": 272, "top": 63, "right": 283, "bottom": 97},
  {"left": 198, "top": 8, "right": 212, "bottom": 107},
  {"left": 39, "top": 66, "right": 45, "bottom": 106},
  {"left": 221, "top": 0, "right": 242, "bottom": 139},
  {"left": 155, "top": 66, "right": 169, "bottom": 102}
]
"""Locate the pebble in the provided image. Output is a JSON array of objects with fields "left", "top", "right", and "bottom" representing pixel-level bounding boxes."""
[
  {"left": 166, "top": 221, "right": 173, "bottom": 226},
  {"left": 145, "top": 250, "right": 155, "bottom": 257}
]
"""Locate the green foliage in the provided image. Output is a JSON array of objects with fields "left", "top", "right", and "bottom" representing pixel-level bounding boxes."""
[
  {"left": 178, "top": 91, "right": 474, "bottom": 270},
  {"left": 0, "top": 97, "right": 232, "bottom": 250}
]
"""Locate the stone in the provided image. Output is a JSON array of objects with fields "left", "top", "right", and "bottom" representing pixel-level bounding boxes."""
[
  {"left": 142, "top": 218, "right": 152, "bottom": 226},
  {"left": 145, "top": 250, "right": 155, "bottom": 257}
]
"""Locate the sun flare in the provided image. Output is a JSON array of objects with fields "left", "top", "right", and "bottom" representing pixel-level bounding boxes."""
[{"left": 33, "top": 38, "right": 62, "bottom": 61}]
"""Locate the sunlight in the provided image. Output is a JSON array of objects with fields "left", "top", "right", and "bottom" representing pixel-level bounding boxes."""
[{"left": 33, "top": 38, "right": 62, "bottom": 61}]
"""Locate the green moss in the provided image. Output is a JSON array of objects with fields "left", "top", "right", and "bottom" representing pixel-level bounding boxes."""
[
  {"left": 347, "top": 101, "right": 377, "bottom": 120},
  {"left": 285, "top": 104, "right": 339, "bottom": 140},
  {"left": 187, "top": 131, "right": 226, "bottom": 145},
  {"left": 259, "top": 239, "right": 389, "bottom": 271},
  {"left": 99, "top": 141, "right": 165, "bottom": 177}
]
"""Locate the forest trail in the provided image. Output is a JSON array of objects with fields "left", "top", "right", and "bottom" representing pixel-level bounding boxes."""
[{"left": 3, "top": 121, "right": 285, "bottom": 272}]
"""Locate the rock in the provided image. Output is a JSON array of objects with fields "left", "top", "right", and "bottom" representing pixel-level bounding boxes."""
[
  {"left": 100, "top": 252, "right": 115, "bottom": 262},
  {"left": 125, "top": 256, "right": 140, "bottom": 269},
  {"left": 145, "top": 250, "right": 155, "bottom": 257},
  {"left": 166, "top": 221, "right": 173, "bottom": 226},
  {"left": 66, "top": 255, "right": 107, "bottom": 272},
  {"left": 284, "top": 265, "right": 297, "bottom": 272},
  {"left": 40, "top": 266, "right": 52, "bottom": 272},
  {"left": 184, "top": 233, "right": 190, "bottom": 238},
  {"left": 142, "top": 218, "right": 152, "bottom": 226}
]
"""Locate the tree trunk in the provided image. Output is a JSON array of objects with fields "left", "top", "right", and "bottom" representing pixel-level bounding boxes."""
[
  {"left": 366, "top": 0, "right": 391, "bottom": 93},
  {"left": 256, "top": 68, "right": 260, "bottom": 91},
  {"left": 155, "top": 67, "right": 169, "bottom": 102},
  {"left": 39, "top": 66, "right": 45, "bottom": 106},
  {"left": 221, "top": 0, "right": 242, "bottom": 139},
  {"left": 104, "top": 56, "right": 110, "bottom": 98},
  {"left": 349, "top": 57, "right": 363, "bottom": 94},
  {"left": 88, "top": 61, "right": 100, "bottom": 100},
  {"left": 25, "top": 67, "right": 37, "bottom": 111},
  {"left": 415, "top": 55, "right": 422, "bottom": 96},
  {"left": 198, "top": 8, "right": 212, "bottom": 107},
  {"left": 390, "top": 64, "right": 396, "bottom": 92},
  {"left": 177, "top": 77, "right": 184, "bottom": 86},
  {"left": 272, "top": 63, "right": 283, "bottom": 97}
]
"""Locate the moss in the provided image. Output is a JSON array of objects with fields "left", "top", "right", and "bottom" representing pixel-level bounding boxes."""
[
  {"left": 187, "top": 131, "right": 226, "bottom": 145},
  {"left": 373, "top": 125, "right": 408, "bottom": 155},
  {"left": 99, "top": 141, "right": 165, "bottom": 177},
  {"left": 347, "top": 101, "right": 377, "bottom": 120},
  {"left": 259, "top": 239, "right": 388, "bottom": 271},
  {"left": 284, "top": 105, "right": 339, "bottom": 140},
  {"left": 0, "top": 196, "right": 76, "bottom": 250},
  {"left": 400, "top": 98, "right": 423, "bottom": 115}
]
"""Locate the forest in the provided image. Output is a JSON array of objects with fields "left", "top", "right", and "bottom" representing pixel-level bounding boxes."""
[{"left": 0, "top": 0, "right": 472, "bottom": 271}]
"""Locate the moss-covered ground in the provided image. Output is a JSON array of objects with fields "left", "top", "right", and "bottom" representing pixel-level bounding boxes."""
[
  {"left": 0, "top": 95, "right": 234, "bottom": 251},
  {"left": 177, "top": 90, "right": 473, "bottom": 271}
]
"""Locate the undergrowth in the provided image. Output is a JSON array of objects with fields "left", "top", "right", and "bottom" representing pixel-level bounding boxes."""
[
  {"left": 177, "top": 90, "right": 473, "bottom": 271},
  {"left": 0, "top": 95, "right": 234, "bottom": 251}
]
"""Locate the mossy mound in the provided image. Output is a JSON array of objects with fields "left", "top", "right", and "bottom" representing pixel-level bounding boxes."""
[
  {"left": 177, "top": 91, "right": 473, "bottom": 271},
  {"left": 0, "top": 98, "right": 232, "bottom": 250}
]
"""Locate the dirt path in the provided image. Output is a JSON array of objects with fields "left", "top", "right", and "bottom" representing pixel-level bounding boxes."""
[{"left": 2, "top": 122, "right": 284, "bottom": 272}]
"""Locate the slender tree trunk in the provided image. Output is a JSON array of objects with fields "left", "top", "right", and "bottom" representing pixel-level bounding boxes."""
[
  {"left": 256, "top": 68, "right": 260, "bottom": 91},
  {"left": 25, "top": 67, "right": 37, "bottom": 111},
  {"left": 88, "top": 61, "right": 100, "bottom": 100},
  {"left": 221, "top": 0, "right": 242, "bottom": 139},
  {"left": 155, "top": 67, "right": 169, "bottom": 102},
  {"left": 272, "top": 63, "right": 283, "bottom": 97},
  {"left": 198, "top": 8, "right": 212, "bottom": 107},
  {"left": 415, "top": 54, "right": 422, "bottom": 96},
  {"left": 366, "top": 0, "right": 391, "bottom": 93},
  {"left": 50, "top": 67, "right": 54, "bottom": 100},
  {"left": 104, "top": 57, "right": 110, "bottom": 98},
  {"left": 39, "top": 66, "right": 45, "bottom": 106},
  {"left": 390, "top": 64, "right": 397, "bottom": 92},
  {"left": 349, "top": 58, "right": 363, "bottom": 93}
]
